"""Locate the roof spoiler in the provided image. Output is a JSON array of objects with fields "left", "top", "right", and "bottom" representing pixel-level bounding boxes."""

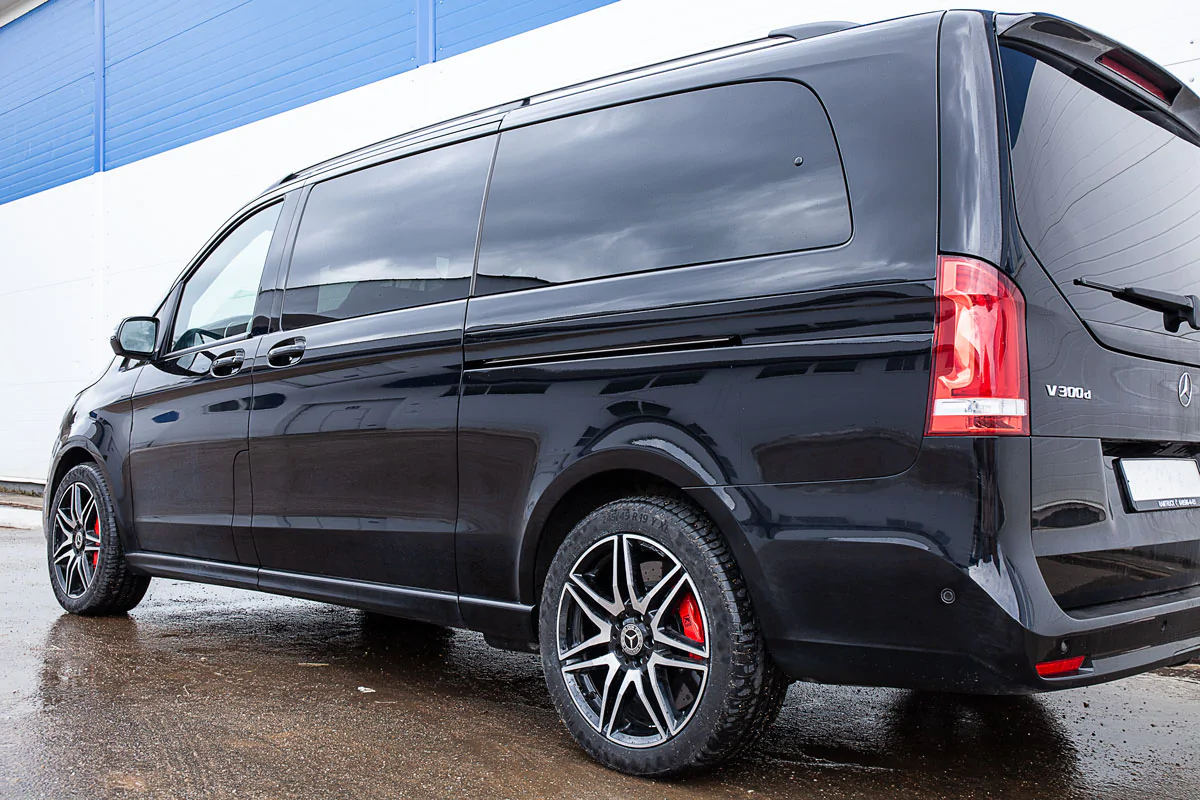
[{"left": 996, "top": 12, "right": 1200, "bottom": 141}]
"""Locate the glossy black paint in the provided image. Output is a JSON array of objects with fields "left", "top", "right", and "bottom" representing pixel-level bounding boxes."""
[
  {"left": 937, "top": 10, "right": 1007, "bottom": 266},
  {"left": 247, "top": 298, "right": 465, "bottom": 592},
  {"left": 45, "top": 10, "right": 1200, "bottom": 696}
]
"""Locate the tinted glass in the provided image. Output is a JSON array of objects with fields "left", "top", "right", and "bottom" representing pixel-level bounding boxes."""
[
  {"left": 282, "top": 136, "right": 494, "bottom": 329},
  {"left": 475, "top": 81, "right": 850, "bottom": 295},
  {"left": 1001, "top": 47, "right": 1200, "bottom": 333},
  {"left": 170, "top": 203, "right": 281, "bottom": 352}
]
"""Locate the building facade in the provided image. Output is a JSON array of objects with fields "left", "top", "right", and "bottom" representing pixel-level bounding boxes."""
[{"left": 1, "top": 0, "right": 1197, "bottom": 482}]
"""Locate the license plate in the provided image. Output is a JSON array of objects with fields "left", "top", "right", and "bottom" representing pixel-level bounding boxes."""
[{"left": 1117, "top": 458, "right": 1200, "bottom": 512}]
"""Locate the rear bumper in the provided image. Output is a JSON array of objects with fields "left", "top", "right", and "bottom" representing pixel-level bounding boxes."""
[
  {"left": 706, "top": 436, "right": 1200, "bottom": 693},
  {"left": 768, "top": 581, "right": 1200, "bottom": 695}
]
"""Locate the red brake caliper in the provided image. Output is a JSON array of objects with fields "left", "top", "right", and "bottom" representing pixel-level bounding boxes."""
[
  {"left": 678, "top": 591, "right": 705, "bottom": 646},
  {"left": 93, "top": 518, "right": 101, "bottom": 567}
]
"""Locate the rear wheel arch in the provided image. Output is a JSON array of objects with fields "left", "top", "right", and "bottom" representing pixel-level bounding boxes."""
[
  {"left": 526, "top": 465, "right": 680, "bottom": 610},
  {"left": 520, "top": 450, "right": 769, "bottom": 634}
]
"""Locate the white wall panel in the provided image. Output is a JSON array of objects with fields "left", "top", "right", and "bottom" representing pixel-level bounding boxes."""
[
  {"left": 0, "top": 176, "right": 102, "bottom": 480},
  {"left": 0, "top": 0, "right": 1197, "bottom": 480}
]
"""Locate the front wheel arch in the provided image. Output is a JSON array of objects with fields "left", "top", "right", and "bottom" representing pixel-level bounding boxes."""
[{"left": 45, "top": 446, "right": 100, "bottom": 534}]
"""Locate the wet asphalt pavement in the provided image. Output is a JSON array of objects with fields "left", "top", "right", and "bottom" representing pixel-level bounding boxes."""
[{"left": 2, "top": 526, "right": 1199, "bottom": 800}]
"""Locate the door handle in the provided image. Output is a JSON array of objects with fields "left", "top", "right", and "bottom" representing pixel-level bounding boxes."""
[
  {"left": 210, "top": 349, "right": 245, "bottom": 377},
  {"left": 267, "top": 337, "right": 306, "bottom": 368}
]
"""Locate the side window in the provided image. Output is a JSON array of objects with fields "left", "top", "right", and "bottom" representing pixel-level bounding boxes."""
[
  {"left": 475, "top": 81, "right": 851, "bottom": 295},
  {"left": 281, "top": 135, "right": 494, "bottom": 330},
  {"left": 170, "top": 203, "right": 282, "bottom": 352}
]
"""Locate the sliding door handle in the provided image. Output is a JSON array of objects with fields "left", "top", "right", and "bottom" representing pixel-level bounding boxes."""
[{"left": 267, "top": 338, "right": 306, "bottom": 368}]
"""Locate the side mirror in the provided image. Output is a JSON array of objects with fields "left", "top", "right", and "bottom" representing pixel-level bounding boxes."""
[{"left": 111, "top": 317, "right": 159, "bottom": 360}]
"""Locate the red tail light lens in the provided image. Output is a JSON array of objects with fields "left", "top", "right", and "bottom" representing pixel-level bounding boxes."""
[
  {"left": 926, "top": 256, "right": 1029, "bottom": 436},
  {"left": 1036, "top": 655, "right": 1086, "bottom": 678}
]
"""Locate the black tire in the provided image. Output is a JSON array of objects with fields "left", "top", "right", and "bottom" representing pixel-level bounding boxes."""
[
  {"left": 47, "top": 463, "right": 150, "bottom": 616},
  {"left": 539, "top": 493, "right": 787, "bottom": 777}
]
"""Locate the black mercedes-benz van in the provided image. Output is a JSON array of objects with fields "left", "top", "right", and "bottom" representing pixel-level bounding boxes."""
[{"left": 45, "top": 9, "right": 1200, "bottom": 775}]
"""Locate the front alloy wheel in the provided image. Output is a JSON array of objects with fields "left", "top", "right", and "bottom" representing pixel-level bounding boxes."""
[
  {"left": 51, "top": 481, "right": 102, "bottom": 598},
  {"left": 47, "top": 462, "right": 150, "bottom": 615},
  {"left": 557, "top": 532, "right": 710, "bottom": 747}
]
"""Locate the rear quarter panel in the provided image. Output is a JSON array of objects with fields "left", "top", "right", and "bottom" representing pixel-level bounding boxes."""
[{"left": 457, "top": 13, "right": 944, "bottom": 606}]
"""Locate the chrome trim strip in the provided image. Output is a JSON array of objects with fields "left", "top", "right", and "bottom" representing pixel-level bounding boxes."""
[
  {"left": 473, "top": 336, "right": 738, "bottom": 369},
  {"left": 528, "top": 39, "right": 783, "bottom": 107}
]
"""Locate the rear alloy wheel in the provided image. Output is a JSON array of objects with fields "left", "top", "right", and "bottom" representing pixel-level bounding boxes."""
[
  {"left": 557, "top": 532, "right": 710, "bottom": 747},
  {"left": 47, "top": 463, "right": 150, "bottom": 616},
  {"left": 540, "top": 494, "right": 786, "bottom": 776}
]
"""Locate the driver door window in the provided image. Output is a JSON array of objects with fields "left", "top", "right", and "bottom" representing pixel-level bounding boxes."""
[{"left": 170, "top": 203, "right": 283, "bottom": 352}]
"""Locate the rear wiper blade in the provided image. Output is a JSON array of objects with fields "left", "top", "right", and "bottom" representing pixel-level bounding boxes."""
[{"left": 1074, "top": 277, "right": 1200, "bottom": 333}]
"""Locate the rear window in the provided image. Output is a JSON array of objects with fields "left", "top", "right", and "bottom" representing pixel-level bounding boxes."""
[
  {"left": 475, "top": 81, "right": 851, "bottom": 295},
  {"left": 1000, "top": 46, "right": 1200, "bottom": 334}
]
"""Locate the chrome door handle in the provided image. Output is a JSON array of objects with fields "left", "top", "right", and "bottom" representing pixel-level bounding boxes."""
[
  {"left": 210, "top": 349, "right": 245, "bottom": 377},
  {"left": 267, "top": 338, "right": 306, "bottom": 368}
]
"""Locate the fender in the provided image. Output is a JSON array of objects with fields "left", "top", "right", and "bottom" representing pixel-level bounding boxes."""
[
  {"left": 45, "top": 360, "right": 140, "bottom": 550},
  {"left": 45, "top": 435, "right": 139, "bottom": 552},
  {"left": 511, "top": 417, "right": 781, "bottom": 641}
]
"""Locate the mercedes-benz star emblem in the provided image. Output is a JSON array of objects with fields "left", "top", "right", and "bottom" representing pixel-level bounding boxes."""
[
  {"left": 1181, "top": 373, "right": 1193, "bottom": 408},
  {"left": 619, "top": 624, "right": 644, "bottom": 656}
]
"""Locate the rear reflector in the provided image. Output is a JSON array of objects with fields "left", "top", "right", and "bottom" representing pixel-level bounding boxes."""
[
  {"left": 926, "top": 256, "right": 1029, "bottom": 436},
  {"left": 1036, "top": 655, "right": 1086, "bottom": 678}
]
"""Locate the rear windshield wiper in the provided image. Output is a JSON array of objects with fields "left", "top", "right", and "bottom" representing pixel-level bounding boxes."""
[{"left": 1074, "top": 277, "right": 1200, "bottom": 333}]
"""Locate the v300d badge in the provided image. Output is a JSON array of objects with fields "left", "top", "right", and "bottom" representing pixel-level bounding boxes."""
[{"left": 1046, "top": 384, "right": 1091, "bottom": 400}]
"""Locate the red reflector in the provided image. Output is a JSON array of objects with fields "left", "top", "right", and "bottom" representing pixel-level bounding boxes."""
[
  {"left": 926, "top": 256, "right": 1029, "bottom": 436},
  {"left": 1098, "top": 52, "right": 1168, "bottom": 102},
  {"left": 1036, "top": 655, "right": 1086, "bottom": 678}
]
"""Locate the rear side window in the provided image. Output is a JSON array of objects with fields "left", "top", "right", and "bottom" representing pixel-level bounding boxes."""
[
  {"left": 281, "top": 135, "right": 494, "bottom": 329},
  {"left": 475, "top": 81, "right": 850, "bottom": 295}
]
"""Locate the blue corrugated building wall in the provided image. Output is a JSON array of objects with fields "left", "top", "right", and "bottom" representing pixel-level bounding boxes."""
[
  {"left": 0, "top": 0, "right": 95, "bottom": 203},
  {"left": 0, "top": 0, "right": 616, "bottom": 205}
]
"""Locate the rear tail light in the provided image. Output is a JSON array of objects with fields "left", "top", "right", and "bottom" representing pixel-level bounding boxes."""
[
  {"left": 1036, "top": 655, "right": 1086, "bottom": 678},
  {"left": 926, "top": 255, "right": 1029, "bottom": 436}
]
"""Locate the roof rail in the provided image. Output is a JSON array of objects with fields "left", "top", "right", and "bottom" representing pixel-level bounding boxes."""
[
  {"left": 268, "top": 98, "right": 530, "bottom": 189},
  {"left": 528, "top": 37, "right": 783, "bottom": 105},
  {"left": 768, "top": 21, "right": 858, "bottom": 42}
]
